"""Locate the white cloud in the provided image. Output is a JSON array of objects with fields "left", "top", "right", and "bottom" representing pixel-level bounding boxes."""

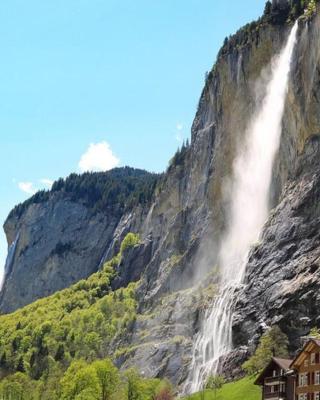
[
  {"left": 78, "top": 141, "right": 120, "bottom": 173},
  {"left": 40, "top": 178, "right": 54, "bottom": 189},
  {"left": 18, "top": 182, "right": 36, "bottom": 195},
  {"left": 176, "top": 123, "right": 183, "bottom": 131}
]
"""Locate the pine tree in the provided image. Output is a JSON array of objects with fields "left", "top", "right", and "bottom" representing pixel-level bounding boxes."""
[
  {"left": 264, "top": 0, "right": 272, "bottom": 16},
  {"left": 0, "top": 352, "right": 7, "bottom": 368},
  {"left": 54, "top": 344, "right": 65, "bottom": 361},
  {"left": 16, "top": 356, "right": 25, "bottom": 372}
]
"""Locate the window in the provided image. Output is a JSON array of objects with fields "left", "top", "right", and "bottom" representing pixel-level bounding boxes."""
[
  {"left": 273, "top": 370, "right": 277, "bottom": 377},
  {"left": 316, "top": 371, "right": 320, "bottom": 385},
  {"left": 315, "top": 392, "right": 320, "bottom": 400},
  {"left": 299, "top": 394, "right": 307, "bottom": 400},
  {"left": 304, "top": 358, "right": 309, "bottom": 367},
  {"left": 280, "top": 368, "right": 284, "bottom": 376},
  {"left": 311, "top": 353, "right": 316, "bottom": 365},
  {"left": 270, "top": 385, "right": 274, "bottom": 393},
  {"left": 299, "top": 373, "right": 308, "bottom": 387}
]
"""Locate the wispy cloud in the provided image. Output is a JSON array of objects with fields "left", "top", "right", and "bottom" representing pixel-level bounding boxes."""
[
  {"left": 17, "top": 178, "right": 54, "bottom": 195},
  {"left": 40, "top": 178, "right": 54, "bottom": 189},
  {"left": 78, "top": 141, "right": 120, "bottom": 173},
  {"left": 18, "top": 182, "right": 36, "bottom": 195}
]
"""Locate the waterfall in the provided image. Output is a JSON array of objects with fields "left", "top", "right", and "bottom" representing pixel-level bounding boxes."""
[{"left": 184, "top": 21, "right": 298, "bottom": 394}]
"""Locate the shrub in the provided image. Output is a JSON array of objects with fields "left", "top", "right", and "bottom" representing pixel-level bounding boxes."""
[{"left": 120, "top": 233, "right": 141, "bottom": 254}]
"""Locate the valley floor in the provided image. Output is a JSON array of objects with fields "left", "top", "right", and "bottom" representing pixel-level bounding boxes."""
[{"left": 184, "top": 376, "right": 260, "bottom": 400}]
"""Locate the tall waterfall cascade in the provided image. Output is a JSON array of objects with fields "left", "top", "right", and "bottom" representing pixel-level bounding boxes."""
[{"left": 184, "top": 21, "right": 299, "bottom": 394}]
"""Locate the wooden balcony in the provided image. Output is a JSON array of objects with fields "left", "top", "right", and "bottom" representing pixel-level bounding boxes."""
[
  {"left": 264, "top": 376, "right": 286, "bottom": 383},
  {"left": 263, "top": 391, "right": 286, "bottom": 399}
]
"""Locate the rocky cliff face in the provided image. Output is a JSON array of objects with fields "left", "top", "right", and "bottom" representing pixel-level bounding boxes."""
[
  {"left": 0, "top": 168, "right": 156, "bottom": 313},
  {"left": 0, "top": 196, "right": 129, "bottom": 313},
  {"left": 1, "top": 2, "right": 320, "bottom": 387},
  {"left": 234, "top": 136, "right": 320, "bottom": 352}
]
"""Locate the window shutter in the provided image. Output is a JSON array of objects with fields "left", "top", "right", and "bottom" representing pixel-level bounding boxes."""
[
  {"left": 317, "top": 353, "right": 320, "bottom": 364},
  {"left": 313, "top": 372, "right": 315, "bottom": 385}
]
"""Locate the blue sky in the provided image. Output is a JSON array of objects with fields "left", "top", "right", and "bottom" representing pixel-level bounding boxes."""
[{"left": 0, "top": 0, "right": 265, "bottom": 281}]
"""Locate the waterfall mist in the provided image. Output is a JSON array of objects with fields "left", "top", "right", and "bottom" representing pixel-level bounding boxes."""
[{"left": 184, "top": 21, "right": 298, "bottom": 394}]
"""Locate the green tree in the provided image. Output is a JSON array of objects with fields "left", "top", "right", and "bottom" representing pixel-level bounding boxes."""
[
  {"left": 61, "top": 360, "right": 99, "bottom": 400},
  {"left": 0, "top": 381, "right": 24, "bottom": 400},
  {"left": 242, "top": 325, "right": 289, "bottom": 374},
  {"left": 2, "top": 373, "right": 35, "bottom": 400},
  {"left": 54, "top": 344, "right": 65, "bottom": 361},
  {"left": 120, "top": 233, "right": 140, "bottom": 254},
  {"left": 125, "top": 369, "right": 141, "bottom": 400},
  {"left": 16, "top": 357, "right": 25, "bottom": 373},
  {"left": 206, "top": 375, "right": 225, "bottom": 400},
  {"left": 74, "top": 389, "right": 99, "bottom": 400},
  {"left": 0, "top": 351, "right": 7, "bottom": 369},
  {"left": 264, "top": 0, "right": 272, "bottom": 16},
  {"left": 92, "top": 359, "right": 120, "bottom": 400}
]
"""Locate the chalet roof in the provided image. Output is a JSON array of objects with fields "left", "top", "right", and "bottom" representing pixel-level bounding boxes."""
[
  {"left": 273, "top": 357, "right": 292, "bottom": 370},
  {"left": 290, "top": 338, "right": 320, "bottom": 369},
  {"left": 255, "top": 357, "right": 293, "bottom": 386}
]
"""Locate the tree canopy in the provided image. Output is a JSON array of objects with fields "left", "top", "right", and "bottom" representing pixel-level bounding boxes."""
[{"left": 242, "top": 326, "right": 289, "bottom": 374}]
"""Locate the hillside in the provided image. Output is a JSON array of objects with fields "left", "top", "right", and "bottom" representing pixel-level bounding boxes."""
[
  {"left": 185, "top": 376, "right": 260, "bottom": 400},
  {"left": 0, "top": 234, "right": 173, "bottom": 398}
]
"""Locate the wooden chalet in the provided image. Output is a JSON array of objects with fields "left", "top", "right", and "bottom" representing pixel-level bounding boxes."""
[
  {"left": 290, "top": 338, "right": 320, "bottom": 400},
  {"left": 255, "top": 357, "right": 295, "bottom": 400}
]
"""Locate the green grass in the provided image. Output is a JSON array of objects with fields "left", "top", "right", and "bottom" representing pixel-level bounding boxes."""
[{"left": 185, "top": 376, "right": 260, "bottom": 400}]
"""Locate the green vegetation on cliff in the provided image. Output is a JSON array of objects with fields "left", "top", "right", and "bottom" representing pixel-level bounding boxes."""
[
  {"left": 242, "top": 326, "right": 289, "bottom": 375},
  {"left": 217, "top": 0, "right": 318, "bottom": 61},
  {"left": 0, "top": 233, "right": 151, "bottom": 398},
  {"left": 9, "top": 167, "right": 161, "bottom": 219}
]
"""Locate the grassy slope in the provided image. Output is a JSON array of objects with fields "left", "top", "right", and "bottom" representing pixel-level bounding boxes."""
[{"left": 185, "top": 376, "right": 260, "bottom": 400}]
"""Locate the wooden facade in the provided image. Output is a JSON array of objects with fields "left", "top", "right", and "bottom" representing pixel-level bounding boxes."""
[
  {"left": 255, "top": 357, "right": 294, "bottom": 400},
  {"left": 290, "top": 339, "right": 320, "bottom": 400}
]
